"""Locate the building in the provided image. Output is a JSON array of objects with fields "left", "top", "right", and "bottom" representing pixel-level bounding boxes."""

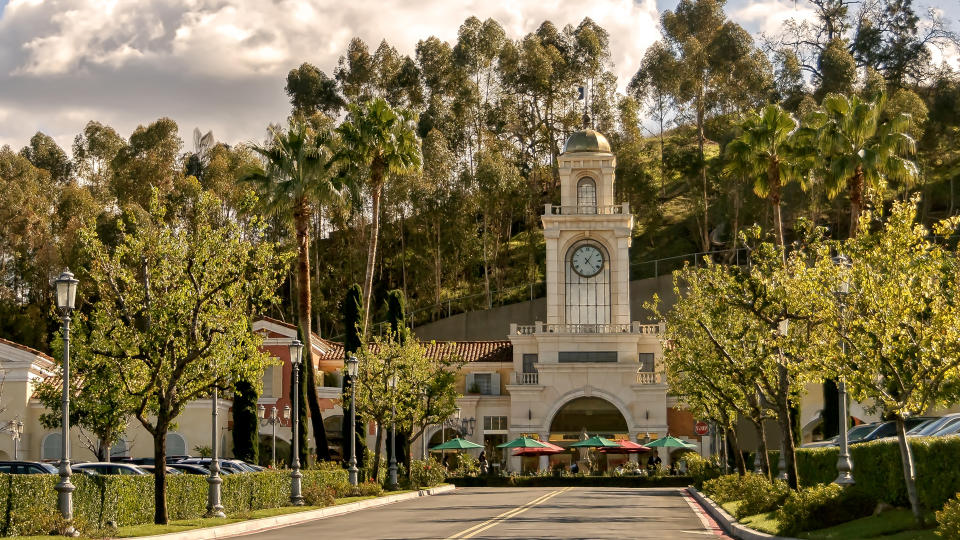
[
  {"left": 0, "top": 320, "right": 349, "bottom": 464},
  {"left": 449, "top": 129, "right": 687, "bottom": 472}
]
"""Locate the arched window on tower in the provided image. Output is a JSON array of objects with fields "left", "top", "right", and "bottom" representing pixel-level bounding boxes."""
[
  {"left": 564, "top": 241, "right": 611, "bottom": 326},
  {"left": 577, "top": 177, "right": 597, "bottom": 214}
]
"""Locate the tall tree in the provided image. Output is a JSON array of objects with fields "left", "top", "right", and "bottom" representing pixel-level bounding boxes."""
[
  {"left": 231, "top": 378, "right": 260, "bottom": 464},
  {"left": 811, "top": 93, "right": 918, "bottom": 236},
  {"left": 244, "top": 119, "right": 346, "bottom": 462},
  {"left": 335, "top": 97, "right": 422, "bottom": 335},
  {"left": 79, "top": 189, "right": 285, "bottom": 524},
  {"left": 648, "top": 0, "right": 772, "bottom": 251},
  {"left": 340, "top": 284, "right": 367, "bottom": 471},
  {"left": 813, "top": 199, "right": 960, "bottom": 525},
  {"left": 725, "top": 104, "right": 809, "bottom": 248}
]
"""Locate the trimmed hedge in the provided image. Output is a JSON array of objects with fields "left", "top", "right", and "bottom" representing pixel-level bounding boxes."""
[
  {"left": 447, "top": 475, "right": 692, "bottom": 488},
  {"left": 0, "top": 467, "right": 351, "bottom": 536},
  {"left": 766, "top": 436, "right": 960, "bottom": 511}
]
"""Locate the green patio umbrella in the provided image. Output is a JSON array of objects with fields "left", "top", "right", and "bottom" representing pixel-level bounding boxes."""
[
  {"left": 430, "top": 437, "right": 484, "bottom": 451},
  {"left": 496, "top": 436, "right": 550, "bottom": 449},
  {"left": 568, "top": 435, "right": 621, "bottom": 448},
  {"left": 646, "top": 435, "right": 697, "bottom": 449}
]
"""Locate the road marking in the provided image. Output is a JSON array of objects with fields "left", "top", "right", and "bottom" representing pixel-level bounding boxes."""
[{"left": 445, "top": 487, "right": 572, "bottom": 539}]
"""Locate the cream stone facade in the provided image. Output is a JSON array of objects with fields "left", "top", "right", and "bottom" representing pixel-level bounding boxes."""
[{"left": 437, "top": 130, "right": 690, "bottom": 473}]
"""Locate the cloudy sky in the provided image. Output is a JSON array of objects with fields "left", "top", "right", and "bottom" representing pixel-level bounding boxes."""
[{"left": 0, "top": 0, "right": 956, "bottom": 153}]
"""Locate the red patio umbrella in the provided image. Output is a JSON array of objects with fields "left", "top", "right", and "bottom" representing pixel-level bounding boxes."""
[
  {"left": 512, "top": 441, "right": 565, "bottom": 457},
  {"left": 598, "top": 439, "right": 651, "bottom": 454}
]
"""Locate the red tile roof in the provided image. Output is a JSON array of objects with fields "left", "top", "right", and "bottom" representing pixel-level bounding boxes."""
[
  {"left": 317, "top": 340, "right": 513, "bottom": 363},
  {"left": 256, "top": 316, "right": 339, "bottom": 349}
]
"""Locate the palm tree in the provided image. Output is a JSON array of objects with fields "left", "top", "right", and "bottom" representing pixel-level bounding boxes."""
[
  {"left": 725, "top": 104, "right": 809, "bottom": 249},
  {"left": 813, "top": 93, "right": 918, "bottom": 237},
  {"left": 335, "top": 98, "right": 422, "bottom": 334},
  {"left": 244, "top": 118, "right": 346, "bottom": 462}
]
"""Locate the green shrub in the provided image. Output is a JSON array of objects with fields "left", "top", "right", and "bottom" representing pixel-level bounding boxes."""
[
  {"left": 702, "top": 474, "right": 747, "bottom": 504},
  {"left": 937, "top": 493, "right": 960, "bottom": 539},
  {"left": 452, "top": 453, "right": 479, "bottom": 477},
  {"left": 682, "top": 453, "right": 721, "bottom": 490},
  {"left": 776, "top": 483, "right": 875, "bottom": 536},
  {"left": 735, "top": 474, "right": 790, "bottom": 519},
  {"left": 351, "top": 481, "right": 383, "bottom": 497},
  {"left": 411, "top": 458, "right": 446, "bottom": 488},
  {"left": 302, "top": 484, "right": 336, "bottom": 507}
]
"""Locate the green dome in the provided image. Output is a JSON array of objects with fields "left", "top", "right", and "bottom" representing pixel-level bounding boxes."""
[{"left": 562, "top": 129, "right": 611, "bottom": 154}]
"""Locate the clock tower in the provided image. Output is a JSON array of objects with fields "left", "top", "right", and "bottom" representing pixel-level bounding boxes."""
[
  {"left": 543, "top": 129, "right": 632, "bottom": 327},
  {"left": 504, "top": 128, "right": 668, "bottom": 472}
]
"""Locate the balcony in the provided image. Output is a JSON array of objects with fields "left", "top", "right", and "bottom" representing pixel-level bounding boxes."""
[
  {"left": 515, "top": 372, "right": 539, "bottom": 385},
  {"left": 544, "top": 203, "right": 629, "bottom": 216},
  {"left": 512, "top": 322, "right": 664, "bottom": 336},
  {"left": 636, "top": 371, "right": 664, "bottom": 385}
]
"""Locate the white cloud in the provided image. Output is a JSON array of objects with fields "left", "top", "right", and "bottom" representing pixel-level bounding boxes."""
[
  {"left": 731, "top": 0, "right": 816, "bottom": 37},
  {"left": 0, "top": 0, "right": 663, "bottom": 152}
]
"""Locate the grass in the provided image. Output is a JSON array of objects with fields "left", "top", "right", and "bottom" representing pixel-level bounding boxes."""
[
  {"left": 740, "top": 511, "right": 781, "bottom": 535},
  {"left": 14, "top": 491, "right": 416, "bottom": 539},
  {"left": 798, "top": 509, "right": 939, "bottom": 540}
]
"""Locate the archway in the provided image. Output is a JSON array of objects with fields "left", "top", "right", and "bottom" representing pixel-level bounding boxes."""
[{"left": 547, "top": 396, "right": 630, "bottom": 474}]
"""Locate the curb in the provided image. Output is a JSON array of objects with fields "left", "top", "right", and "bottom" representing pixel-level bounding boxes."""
[
  {"left": 127, "top": 484, "right": 456, "bottom": 540},
  {"left": 688, "top": 487, "right": 798, "bottom": 540}
]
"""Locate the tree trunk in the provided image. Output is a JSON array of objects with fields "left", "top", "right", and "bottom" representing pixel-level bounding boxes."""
[
  {"left": 295, "top": 206, "right": 330, "bottom": 462},
  {"left": 373, "top": 423, "right": 384, "bottom": 483},
  {"left": 728, "top": 426, "right": 746, "bottom": 475},
  {"left": 153, "top": 430, "right": 168, "bottom": 524},
  {"left": 751, "top": 418, "right": 771, "bottom": 479},
  {"left": 848, "top": 166, "right": 864, "bottom": 238},
  {"left": 769, "top": 164, "right": 785, "bottom": 251},
  {"left": 362, "top": 166, "right": 384, "bottom": 336},
  {"left": 896, "top": 416, "right": 924, "bottom": 525},
  {"left": 697, "top": 103, "right": 710, "bottom": 252},
  {"left": 482, "top": 213, "right": 492, "bottom": 309}
]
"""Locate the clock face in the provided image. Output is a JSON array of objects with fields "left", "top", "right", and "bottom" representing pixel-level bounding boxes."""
[{"left": 571, "top": 245, "right": 604, "bottom": 278}]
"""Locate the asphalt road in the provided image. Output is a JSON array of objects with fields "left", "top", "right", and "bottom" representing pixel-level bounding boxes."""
[{"left": 245, "top": 487, "right": 726, "bottom": 539}]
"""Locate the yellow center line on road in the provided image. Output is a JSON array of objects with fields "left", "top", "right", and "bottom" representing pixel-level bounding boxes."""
[{"left": 445, "top": 487, "right": 574, "bottom": 539}]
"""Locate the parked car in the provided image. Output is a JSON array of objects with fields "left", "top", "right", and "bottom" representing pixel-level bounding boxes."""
[
  {"left": 168, "top": 463, "right": 212, "bottom": 475},
  {"left": 933, "top": 419, "right": 960, "bottom": 437},
  {"left": 73, "top": 462, "right": 147, "bottom": 475},
  {"left": 138, "top": 465, "right": 182, "bottom": 475},
  {"left": 244, "top": 462, "right": 266, "bottom": 472},
  {"left": 853, "top": 418, "right": 937, "bottom": 444},
  {"left": 177, "top": 458, "right": 250, "bottom": 474},
  {"left": 846, "top": 423, "right": 880, "bottom": 444},
  {"left": 0, "top": 461, "right": 57, "bottom": 474},
  {"left": 801, "top": 436, "right": 838, "bottom": 448}
]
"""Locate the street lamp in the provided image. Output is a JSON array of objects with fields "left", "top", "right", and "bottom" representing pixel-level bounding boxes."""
[
  {"left": 419, "top": 387, "right": 428, "bottom": 460},
  {"left": 346, "top": 354, "right": 359, "bottom": 486},
  {"left": 2, "top": 420, "right": 24, "bottom": 461},
  {"left": 259, "top": 403, "right": 283, "bottom": 468},
  {"left": 775, "top": 319, "right": 790, "bottom": 482},
  {"left": 289, "top": 339, "right": 305, "bottom": 505},
  {"left": 54, "top": 269, "right": 78, "bottom": 535},
  {"left": 387, "top": 371, "right": 398, "bottom": 490},
  {"left": 832, "top": 254, "right": 855, "bottom": 486},
  {"left": 207, "top": 375, "right": 225, "bottom": 517}
]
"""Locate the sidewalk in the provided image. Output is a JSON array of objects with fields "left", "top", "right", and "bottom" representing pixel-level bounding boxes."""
[{"left": 128, "top": 485, "right": 456, "bottom": 540}]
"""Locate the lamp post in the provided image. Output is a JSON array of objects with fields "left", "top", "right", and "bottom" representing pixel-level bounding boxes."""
[
  {"left": 289, "top": 339, "right": 304, "bottom": 505},
  {"left": 259, "top": 403, "right": 283, "bottom": 468},
  {"left": 387, "top": 371, "right": 398, "bottom": 490},
  {"left": 206, "top": 375, "right": 225, "bottom": 518},
  {"left": 346, "top": 354, "right": 359, "bottom": 486},
  {"left": 3, "top": 420, "right": 24, "bottom": 461},
  {"left": 832, "top": 254, "right": 855, "bottom": 486},
  {"left": 54, "top": 269, "right": 78, "bottom": 535},
  {"left": 419, "top": 388, "right": 428, "bottom": 460},
  {"left": 775, "top": 319, "right": 790, "bottom": 482}
]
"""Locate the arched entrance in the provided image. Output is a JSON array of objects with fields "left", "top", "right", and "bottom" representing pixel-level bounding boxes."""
[{"left": 545, "top": 397, "right": 631, "bottom": 474}]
